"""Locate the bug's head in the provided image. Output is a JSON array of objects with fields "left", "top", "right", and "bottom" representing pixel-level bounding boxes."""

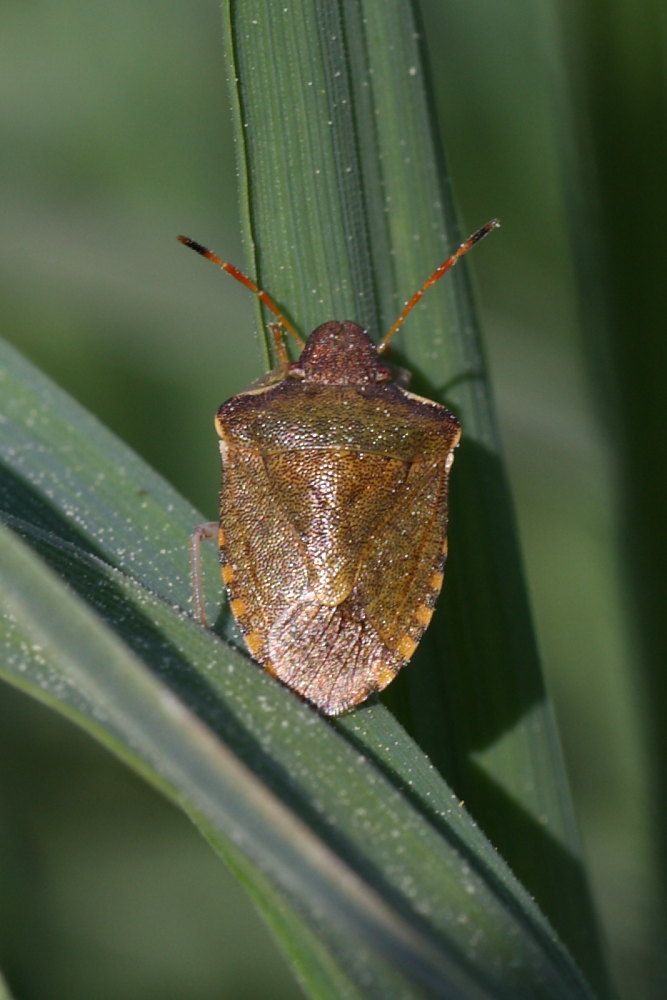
[{"left": 288, "top": 321, "right": 393, "bottom": 386}]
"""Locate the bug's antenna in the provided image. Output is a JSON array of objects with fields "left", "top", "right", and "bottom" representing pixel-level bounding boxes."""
[
  {"left": 378, "top": 219, "right": 500, "bottom": 353},
  {"left": 178, "top": 236, "right": 306, "bottom": 350}
]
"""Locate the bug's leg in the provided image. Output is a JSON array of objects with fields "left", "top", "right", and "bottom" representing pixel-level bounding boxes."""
[
  {"left": 267, "top": 321, "right": 291, "bottom": 370},
  {"left": 190, "top": 521, "right": 218, "bottom": 625}
]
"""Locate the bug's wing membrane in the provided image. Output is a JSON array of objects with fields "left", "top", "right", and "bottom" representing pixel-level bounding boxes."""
[{"left": 267, "top": 596, "right": 405, "bottom": 715}]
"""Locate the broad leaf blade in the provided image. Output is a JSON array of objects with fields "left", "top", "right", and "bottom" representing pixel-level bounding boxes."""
[{"left": 1, "top": 343, "right": 595, "bottom": 998}]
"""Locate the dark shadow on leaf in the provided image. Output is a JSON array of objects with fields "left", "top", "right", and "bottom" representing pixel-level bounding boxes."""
[{"left": 0, "top": 461, "right": 115, "bottom": 566}]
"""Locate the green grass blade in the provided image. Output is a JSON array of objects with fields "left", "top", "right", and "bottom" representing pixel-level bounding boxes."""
[
  {"left": 223, "top": 0, "right": 608, "bottom": 992},
  {"left": 0, "top": 340, "right": 596, "bottom": 997},
  {"left": 0, "top": 524, "right": 591, "bottom": 1000}
]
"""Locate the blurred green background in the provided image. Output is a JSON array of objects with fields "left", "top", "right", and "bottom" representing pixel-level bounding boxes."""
[{"left": 1, "top": 1, "right": 665, "bottom": 998}]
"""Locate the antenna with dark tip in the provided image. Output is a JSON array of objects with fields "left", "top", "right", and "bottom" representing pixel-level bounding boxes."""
[
  {"left": 177, "top": 236, "right": 305, "bottom": 349},
  {"left": 378, "top": 219, "right": 500, "bottom": 353}
]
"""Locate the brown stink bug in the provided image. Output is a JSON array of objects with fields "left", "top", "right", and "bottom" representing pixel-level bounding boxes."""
[{"left": 180, "top": 221, "right": 498, "bottom": 715}]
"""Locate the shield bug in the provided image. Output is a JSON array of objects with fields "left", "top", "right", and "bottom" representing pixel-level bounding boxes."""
[{"left": 180, "top": 220, "right": 498, "bottom": 715}]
